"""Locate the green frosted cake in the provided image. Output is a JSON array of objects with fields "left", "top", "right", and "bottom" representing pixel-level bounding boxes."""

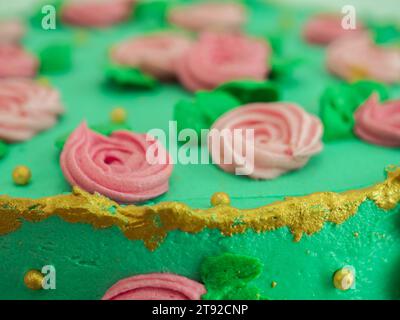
[{"left": 0, "top": 0, "right": 399, "bottom": 300}]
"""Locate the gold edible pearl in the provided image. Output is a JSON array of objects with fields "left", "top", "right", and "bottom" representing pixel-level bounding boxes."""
[
  {"left": 210, "top": 192, "right": 231, "bottom": 206},
  {"left": 333, "top": 267, "right": 355, "bottom": 290},
  {"left": 12, "top": 165, "right": 32, "bottom": 186},
  {"left": 271, "top": 281, "right": 278, "bottom": 288},
  {"left": 24, "top": 270, "right": 44, "bottom": 290},
  {"left": 111, "top": 107, "right": 127, "bottom": 124}
]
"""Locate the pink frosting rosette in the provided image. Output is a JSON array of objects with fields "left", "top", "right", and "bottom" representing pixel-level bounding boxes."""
[
  {"left": 0, "top": 44, "right": 38, "bottom": 78},
  {"left": 60, "top": 123, "right": 173, "bottom": 203},
  {"left": 102, "top": 273, "right": 206, "bottom": 300},
  {"left": 208, "top": 103, "right": 324, "bottom": 179},
  {"left": 176, "top": 32, "right": 270, "bottom": 92},
  {"left": 0, "top": 20, "right": 25, "bottom": 44},
  {"left": 354, "top": 93, "right": 400, "bottom": 147},
  {"left": 303, "top": 14, "right": 364, "bottom": 45},
  {"left": 110, "top": 32, "right": 193, "bottom": 79},
  {"left": 61, "top": 0, "right": 134, "bottom": 28},
  {"left": 326, "top": 33, "right": 400, "bottom": 83},
  {"left": 168, "top": 2, "right": 246, "bottom": 33},
  {"left": 0, "top": 79, "right": 63, "bottom": 142}
]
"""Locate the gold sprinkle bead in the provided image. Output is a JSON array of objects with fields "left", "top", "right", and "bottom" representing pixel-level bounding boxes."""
[
  {"left": 24, "top": 270, "right": 44, "bottom": 290},
  {"left": 271, "top": 281, "right": 278, "bottom": 288},
  {"left": 111, "top": 107, "right": 127, "bottom": 124},
  {"left": 12, "top": 165, "right": 32, "bottom": 186},
  {"left": 210, "top": 192, "right": 231, "bottom": 206},
  {"left": 333, "top": 267, "right": 355, "bottom": 290}
]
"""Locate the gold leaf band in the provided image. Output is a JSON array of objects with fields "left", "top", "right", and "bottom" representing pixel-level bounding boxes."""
[{"left": 1, "top": 168, "right": 399, "bottom": 250}]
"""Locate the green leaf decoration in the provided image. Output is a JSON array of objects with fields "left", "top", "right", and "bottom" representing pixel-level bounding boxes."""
[
  {"left": 55, "top": 122, "right": 132, "bottom": 150},
  {"left": 39, "top": 42, "right": 73, "bottom": 74},
  {"left": 265, "top": 33, "right": 284, "bottom": 56},
  {"left": 134, "top": 0, "right": 171, "bottom": 26},
  {"left": 0, "top": 141, "right": 8, "bottom": 160},
  {"left": 174, "top": 80, "right": 280, "bottom": 142},
  {"left": 174, "top": 91, "right": 240, "bottom": 138},
  {"left": 196, "top": 91, "right": 241, "bottom": 125},
  {"left": 320, "top": 80, "right": 389, "bottom": 141},
  {"left": 200, "top": 253, "right": 265, "bottom": 300},
  {"left": 270, "top": 55, "right": 303, "bottom": 79},
  {"left": 351, "top": 80, "right": 390, "bottom": 102},
  {"left": 174, "top": 99, "right": 213, "bottom": 138},
  {"left": 255, "top": 32, "right": 303, "bottom": 79},
  {"left": 223, "top": 285, "right": 266, "bottom": 300},
  {"left": 216, "top": 80, "right": 279, "bottom": 105},
  {"left": 105, "top": 64, "right": 158, "bottom": 89},
  {"left": 370, "top": 23, "right": 400, "bottom": 46}
]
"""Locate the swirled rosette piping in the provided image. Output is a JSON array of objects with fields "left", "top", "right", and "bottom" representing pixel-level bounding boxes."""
[
  {"left": 110, "top": 32, "right": 193, "bottom": 79},
  {"left": 102, "top": 273, "right": 206, "bottom": 300},
  {"left": 303, "top": 14, "right": 364, "bottom": 45},
  {"left": 60, "top": 123, "right": 173, "bottom": 203},
  {"left": 0, "top": 20, "right": 25, "bottom": 44},
  {"left": 176, "top": 32, "right": 270, "bottom": 92},
  {"left": 0, "top": 44, "right": 38, "bottom": 78},
  {"left": 168, "top": 2, "right": 246, "bottom": 33},
  {"left": 208, "top": 103, "right": 323, "bottom": 179},
  {"left": 354, "top": 93, "right": 400, "bottom": 147},
  {"left": 61, "top": 0, "right": 134, "bottom": 28},
  {"left": 0, "top": 79, "right": 63, "bottom": 142},
  {"left": 326, "top": 33, "right": 400, "bottom": 83}
]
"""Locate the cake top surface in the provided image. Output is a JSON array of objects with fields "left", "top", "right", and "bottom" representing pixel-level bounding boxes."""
[{"left": 0, "top": 0, "right": 399, "bottom": 210}]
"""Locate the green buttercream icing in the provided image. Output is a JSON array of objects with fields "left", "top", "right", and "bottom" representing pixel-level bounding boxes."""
[
  {"left": 39, "top": 42, "right": 73, "bottom": 74},
  {"left": 200, "top": 253, "right": 265, "bottom": 300},
  {"left": 105, "top": 65, "right": 158, "bottom": 89},
  {"left": 0, "top": 141, "right": 8, "bottom": 160},
  {"left": 320, "top": 80, "right": 390, "bottom": 141},
  {"left": 55, "top": 122, "right": 132, "bottom": 150},
  {"left": 216, "top": 80, "right": 279, "bottom": 105}
]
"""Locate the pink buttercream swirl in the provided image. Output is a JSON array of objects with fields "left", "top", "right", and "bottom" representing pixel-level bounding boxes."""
[
  {"left": 60, "top": 123, "right": 173, "bottom": 203},
  {"left": 110, "top": 32, "right": 193, "bottom": 79},
  {"left": 176, "top": 32, "right": 270, "bottom": 92},
  {"left": 102, "top": 273, "right": 206, "bottom": 300},
  {"left": 354, "top": 93, "right": 400, "bottom": 147},
  {"left": 0, "top": 20, "right": 25, "bottom": 44},
  {"left": 168, "top": 2, "right": 246, "bottom": 33},
  {"left": 0, "top": 79, "right": 63, "bottom": 142},
  {"left": 303, "top": 14, "right": 364, "bottom": 45},
  {"left": 326, "top": 33, "right": 400, "bottom": 83},
  {"left": 0, "top": 44, "right": 38, "bottom": 78},
  {"left": 208, "top": 103, "right": 324, "bottom": 179},
  {"left": 61, "top": 0, "right": 134, "bottom": 28}
]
